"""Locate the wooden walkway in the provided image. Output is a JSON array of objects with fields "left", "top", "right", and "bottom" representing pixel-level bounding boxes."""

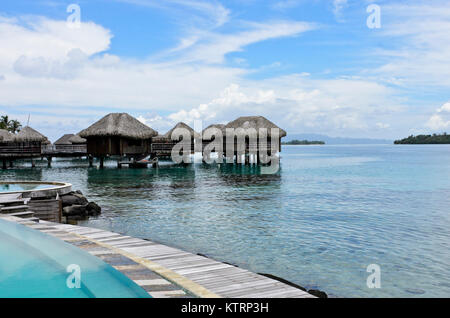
[{"left": 3, "top": 216, "right": 314, "bottom": 298}]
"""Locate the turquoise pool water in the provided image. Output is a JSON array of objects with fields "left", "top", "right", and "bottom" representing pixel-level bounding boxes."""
[
  {"left": 0, "top": 219, "right": 150, "bottom": 298},
  {"left": 0, "top": 183, "right": 54, "bottom": 192},
  {"left": 1, "top": 145, "right": 450, "bottom": 297}
]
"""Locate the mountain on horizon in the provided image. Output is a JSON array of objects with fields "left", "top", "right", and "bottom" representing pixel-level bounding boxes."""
[{"left": 285, "top": 133, "right": 392, "bottom": 145}]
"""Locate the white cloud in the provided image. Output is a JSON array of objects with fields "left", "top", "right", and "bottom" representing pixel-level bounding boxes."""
[
  {"left": 437, "top": 102, "right": 450, "bottom": 113},
  {"left": 371, "top": 2, "right": 450, "bottom": 88},
  {"left": 167, "top": 20, "right": 315, "bottom": 64},
  {"left": 0, "top": 10, "right": 417, "bottom": 140},
  {"left": 426, "top": 115, "right": 450, "bottom": 130},
  {"left": 426, "top": 102, "right": 450, "bottom": 131},
  {"left": 0, "top": 15, "right": 315, "bottom": 112},
  {"left": 13, "top": 48, "right": 88, "bottom": 79},
  {"left": 152, "top": 77, "right": 403, "bottom": 136},
  {"left": 0, "top": 16, "right": 111, "bottom": 64}
]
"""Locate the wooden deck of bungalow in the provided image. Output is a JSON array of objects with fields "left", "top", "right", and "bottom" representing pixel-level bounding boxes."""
[
  {"left": 2, "top": 215, "right": 314, "bottom": 298},
  {"left": 42, "top": 144, "right": 87, "bottom": 156}
]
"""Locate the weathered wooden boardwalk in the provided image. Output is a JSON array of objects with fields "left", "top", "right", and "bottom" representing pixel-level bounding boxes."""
[{"left": 3, "top": 216, "right": 314, "bottom": 298}]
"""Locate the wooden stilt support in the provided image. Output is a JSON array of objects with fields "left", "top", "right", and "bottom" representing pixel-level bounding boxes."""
[
  {"left": 31, "top": 159, "right": 36, "bottom": 168},
  {"left": 2, "top": 159, "right": 6, "bottom": 170},
  {"left": 99, "top": 157, "right": 104, "bottom": 168},
  {"left": 89, "top": 156, "right": 93, "bottom": 167},
  {"left": 9, "top": 160, "right": 13, "bottom": 168},
  {"left": 47, "top": 157, "right": 52, "bottom": 168}
]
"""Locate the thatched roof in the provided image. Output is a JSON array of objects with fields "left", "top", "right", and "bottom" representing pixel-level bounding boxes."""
[
  {"left": 202, "top": 124, "right": 225, "bottom": 134},
  {"left": 78, "top": 113, "right": 158, "bottom": 140},
  {"left": 14, "top": 126, "right": 50, "bottom": 143},
  {"left": 164, "top": 122, "right": 200, "bottom": 139},
  {"left": 54, "top": 134, "right": 75, "bottom": 145},
  {"left": 224, "top": 116, "right": 287, "bottom": 138},
  {"left": 152, "top": 134, "right": 168, "bottom": 142},
  {"left": 68, "top": 134, "right": 86, "bottom": 144},
  {"left": 0, "top": 129, "right": 14, "bottom": 142},
  {"left": 202, "top": 124, "right": 225, "bottom": 140}
]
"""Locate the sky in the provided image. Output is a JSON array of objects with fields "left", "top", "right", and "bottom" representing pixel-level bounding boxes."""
[{"left": 0, "top": 0, "right": 449, "bottom": 141}]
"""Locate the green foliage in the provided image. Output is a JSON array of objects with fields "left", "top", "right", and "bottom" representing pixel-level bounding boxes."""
[
  {"left": 0, "top": 115, "right": 22, "bottom": 133},
  {"left": 282, "top": 139, "right": 325, "bottom": 145},
  {"left": 394, "top": 133, "right": 450, "bottom": 144}
]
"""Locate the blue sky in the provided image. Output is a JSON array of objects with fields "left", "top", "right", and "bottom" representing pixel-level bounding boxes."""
[{"left": 0, "top": 0, "right": 449, "bottom": 141}]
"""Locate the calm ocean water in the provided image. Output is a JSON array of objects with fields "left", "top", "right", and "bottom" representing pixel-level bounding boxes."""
[{"left": 2, "top": 144, "right": 450, "bottom": 297}]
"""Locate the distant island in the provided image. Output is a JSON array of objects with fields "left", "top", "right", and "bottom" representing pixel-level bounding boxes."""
[
  {"left": 282, "top": 139, "right": 325, "bottom": 145},
  {"left": 394, "top": 133, "right": 450, "bottom": 144},
  {"left": 286, "top": 133, "right": 392, "bottom": 144}
]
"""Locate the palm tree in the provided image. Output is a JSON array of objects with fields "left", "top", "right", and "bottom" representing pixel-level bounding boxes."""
[
  {"left": 0, "top": 115, "right": 22, "bottom": 133},
  {"left": 8, "top": 120, "right": 21, "bottom": 133},
  {"left": 0, "top": 115, "right": 9, "bottom": 130}
]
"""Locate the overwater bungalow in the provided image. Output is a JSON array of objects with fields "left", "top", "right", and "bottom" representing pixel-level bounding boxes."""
[
  {"left": 151, "top": 122, "right": 198, "bottom": 159},
  {"left": 16, "top": 126, "right": 51, "bottom": 154},
  {"left": 0, "top": 126, "right": 49, "bottom": 168},
  {"left": 202, "top": 124, "right": 225, "bottom": 142},
  {"left": 78, "top": 113, "right": 158, "bottom": 167},
  {"left": 202, "top": 124, "right": 225, "bottom": 162},
  {"left": 223, "top": 116, "right": 287, "bottom": 164},
  {"left": 68, "top": 134, "right": 87, "bottom": 145},
  {"left": 53, "top": 134, "right": 87, "bottom": 154}
]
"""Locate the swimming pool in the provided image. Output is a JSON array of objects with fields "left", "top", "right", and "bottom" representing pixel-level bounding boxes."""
[
  {"left": 0, "top": 218, "right": 150, "bottom": 298},
  {"left": 0, "top": 183, "right": 53, "bottom": 192}
]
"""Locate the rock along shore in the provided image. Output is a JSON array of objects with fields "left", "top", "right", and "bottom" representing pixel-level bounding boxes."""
[{"left": 61, "top": 190, "right": 101, "bottom": 221}]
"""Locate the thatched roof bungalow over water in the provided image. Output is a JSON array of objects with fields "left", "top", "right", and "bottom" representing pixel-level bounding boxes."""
[
  {"left": 54, "top": 134, "right": 76, "bottom": 146},
  {"left": 79, "top": 113, "right": 158, "bottom": 163},
  {"left": 53, "top": 134, "right": 87, "bottom": 154},
  {"left": 223, "top": 116, "right": 287, "bottom": 163},
  {"left": 0, "top": 126, "right": 49, "bottom": 168},
  {"left": 152, "top": 122, "right": 198, "bottom": 158}
]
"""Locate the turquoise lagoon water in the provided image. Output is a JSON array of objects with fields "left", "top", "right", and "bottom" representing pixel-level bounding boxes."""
[
  {"left": 1, "top": 145, "right": 449, "bottom": 297},
  {"left": 0, "top": 219, "right": 150, "bottom": 298}
]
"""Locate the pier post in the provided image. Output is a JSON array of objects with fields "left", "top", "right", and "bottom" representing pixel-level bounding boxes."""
[
  {"left": 88, "top": 156, "right": 93, "bottom": 167},
  {"left": 47, "top": 157, "right": 52, "bottom": 168},
  {"left": 2, "top": 159, "right": 6, "bottom": 170},
  {"left": 9, "top": 160, "right": 13, "bottom": 168},
  {"left": 31, "top": 159, "right": 36, "bottom": 168},
  {"left": 117, "top": 160, "right": 122, "bottom": 169},
  {"left": 99, "top": 157, "right": 104, "bottom": 168}
]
